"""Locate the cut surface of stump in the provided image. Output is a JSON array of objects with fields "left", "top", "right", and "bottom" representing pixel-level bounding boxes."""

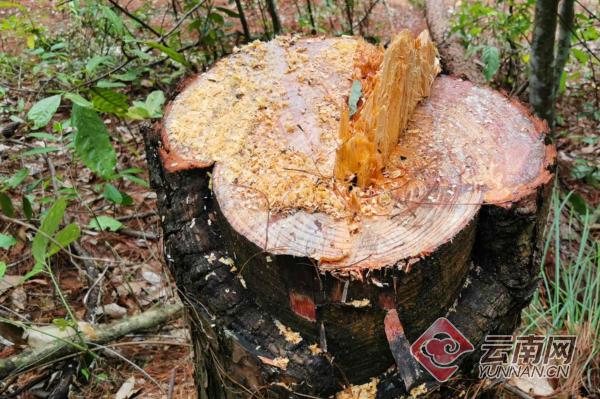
[{"left": 160, "top": 35, "right": 554, "bottom": 272}]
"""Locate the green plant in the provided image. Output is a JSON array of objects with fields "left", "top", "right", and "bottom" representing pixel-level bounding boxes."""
[{"left": 523, "top": 188, "right": 600, "bottom": 375}]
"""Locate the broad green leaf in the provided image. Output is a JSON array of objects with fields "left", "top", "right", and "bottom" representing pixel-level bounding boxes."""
[
  {"left": 102, "top": 183, "right": 132, "bottom": 205},
  {"left": 90, "top": 88, "right": 129, "bottom": 115},
  {"left": 348, "top": 80, "right": 362, "bottom": 117},
  {"left": 86, "top": 55, "right": 114, "bottom": 74},
  {"left": 27, "top": 95, "right": 62, "bottom": 129},
  {"left": 88, "top": 215, "right": 123, "bottom": 232},
  {"left": 22, "top": 195, "right": 33, "bottom": 220},
  {"left": 209, "top": 12, "right": 225, "bottom": 25},
  {"left": 0, "top": 262, "right": 6, "bottom": 279},
  {"left": 0, "top": 233, "right": 16, "bottom": 250},
  {"left": 71, "top": 104, "right": 117, "bottom": 179},
  {"left": 64, "top": 92, "right": 93, "bottom": 108},
  {"left": 103, "top": 183, "right": 123, "bottom": 204},
  {"left": 112, "top": 70, "right": 139, "bottom": 82},
  {"left": 128, "top": 90, "right": 165, "bottom": 120},
  {"left": 127, "top": 106, "right": 150, "bottom": 120},
  {"left": 571, "top": 48, "right": 589, "bottom": 64},
  {"left": 31, "top": 197, "right": 67, "bottom": 263},
  {"left": 481, "top": 46, "right": 500, "bottom": 81},
  {"left": 6, "top": 169, "right": 28, "bottom": 189},
  {"left": 48, "top": 223, "right": 80, "bottom": 256},
  {"left": 146, "top": 41, "right": 191, "bottom": 67},
  {"left": 0, "top": 193, "right": 15, "bottom": 217},
  {"left": 144, "top": 91, "right": 165, "bottom": 118}
]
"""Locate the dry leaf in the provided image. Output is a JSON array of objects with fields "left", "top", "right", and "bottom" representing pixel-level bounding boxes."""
[{"left": 115, "top": 376, "right": 138, "bottom": 399}]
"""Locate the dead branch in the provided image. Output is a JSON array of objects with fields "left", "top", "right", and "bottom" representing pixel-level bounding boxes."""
[{"left": 0, "top": 304, "right": 183, "bottom": 380}]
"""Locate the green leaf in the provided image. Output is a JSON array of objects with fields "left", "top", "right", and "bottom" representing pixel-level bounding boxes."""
[
  {"left": 22, "top": 262, "right": 44, "bottom": 281},
  {"left": 0, "top": 262, "right": 6, "bottom": 279},
  {"left": 348, "top": 80, "right": 362, "bottom": 117},
  {"left": 128, "top": 90, "right": 165, "bottom": 120},
  {"left": 86, "top": 55, "right": 114, "bottom": 74},
  {"left": 88, "top": 215, "right": 123, "bottom": 232},
  {"left": 146, "top": 41, "right": 191, "bottom": 67},
  {"left": 32, "top": 198, "right": 67, "bottom": 263},
  {"left": 121, "top": 174, "right": 149, "bottom": 188},
  {"left": 571, "top": 48, "right": 589, "bottom": 64},
  {"left": 48, "top": 223, "right": 80, "bottom": 256},
  {"left": 568, "top": 192, "right": 589, "bottom": 215},
  {"left": 0, "top": 233, "right": 16, "bottom": 250},
  {"left": 27, "top": 95, "right": 62, "bottom": 129},
  {"left": 0, "top": 193, "right": 15, "bottom": 217},
  {"left": 216, "top": 6, "right": 240, "bottom": 17},
  {"left": 22, "top": 196, "right": 33, "bottom": 220},
  {"left": 481, "top": 46, "right": 500, "bottom": 81},
  {"left": 21, "top": 147, "right": 60, "bottom": 157},
  {"left": 90, "top": 88, "right": 129, "bottom": 115},
  {"left": 71, "top": 104, "right": 117, "bottom": 179},
  {"left": 102, "top": 183, "right": 133, "bottom": 205},
  {"left": 144, "top": 90, "right": 165, "bottom": 117},
  {"left": 96, "top": 80, "right": 126, "bottom": 88},
  {"left": 0, "top": 1, "right": 25, "bottom": 10},
  {"left": 208, "top": 12, "right": 225, "bottom": 25},
  {"left": 28, "top": 132, "right": 59, "bottom": 141},
  {"left": 6, "top": 169, "right": 29, "bottom": 189},
  {"left": 103, "top": 183, "right": 122, "bottom": 204},
  {"left": 64, "top": 92, "right": 93, "bottom": 108}
]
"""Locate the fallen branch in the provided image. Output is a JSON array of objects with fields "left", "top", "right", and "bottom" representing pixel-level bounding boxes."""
[{"left": 0, "top": 303, "right": 183, "bottom": 380}]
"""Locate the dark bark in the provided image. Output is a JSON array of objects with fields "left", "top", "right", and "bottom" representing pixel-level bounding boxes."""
[
  {"left": 144, "top": 125, "right": 553, "bottom": 398},
  {"left": 529, "top": 0, "right": 560, "bottom": 126},
  {"left": 265, "top": 0, "right": 282, "bottom": 35},
  {"left": 234, "top": 0, "right": 251, "bottom": 42},
  {"left": 344, "top": 0, "right": 354, "bottom": 35},
  {"left": 306, "top": 0, "right": 316, "bottom": 34},
  {"left": 554, "top": 0, "right": 575, "bottom": 100}
]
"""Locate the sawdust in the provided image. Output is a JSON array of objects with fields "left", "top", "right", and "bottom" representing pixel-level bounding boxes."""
[
  {"left": 335, "top": 378, "right": 379, "bottom": 399},
  {"left": 164, "top": 34, "right": 439, "bottom": 221}
]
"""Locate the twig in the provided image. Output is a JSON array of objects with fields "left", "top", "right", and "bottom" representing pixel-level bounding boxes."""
[
  {"left": 119, "top": 227, "right": 160, "bottom": 240},
  {"left": 0, "top": 304, "right": 183, "bottom": 379},
  {"left": 161, "top": 0, "right": 208, "bottom": 41},
  {"left": 106, "top": 0, "right": 162, "bottom": 37},
  {"left": 167, "top": 368, "right": 177, "bottom": 399},
  {"left": 501, "top": 382, "right": 535, "bottom": 399},
  {"left": 116, "top": 210, "right": 157, "bottom": 221}
]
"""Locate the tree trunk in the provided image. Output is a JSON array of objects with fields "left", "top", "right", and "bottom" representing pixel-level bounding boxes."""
[
  {"left": 529, "top": 0, "right": 560, "bottom": 126},
  {"left": 265, "top": 0, "right": 282, "bottom": 35},
  {"left": 554, "top": 0, "right": 575, "bottom": 100},
  {"left": 424, "top": 0, "right": 485, "bottom": 84},
  {"left": 234, "top": 0, "right": 251, "bottom": 42},
  {"left": 144, "top": 34, "right": 555, "bottom": 398}
]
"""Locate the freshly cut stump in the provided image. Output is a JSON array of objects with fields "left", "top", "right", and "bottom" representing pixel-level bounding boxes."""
[{"left": 148, "top": 35, "right": 555, "bottom": 398}]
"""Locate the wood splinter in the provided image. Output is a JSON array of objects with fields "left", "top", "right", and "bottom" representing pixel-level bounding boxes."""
[{"left": 334, "top": 31, "right": 441, "bottom": 188}]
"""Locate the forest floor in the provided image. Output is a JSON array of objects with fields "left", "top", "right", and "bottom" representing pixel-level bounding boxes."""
[{"left": 0, "top": 1, "right": 598, "bottom": 398}]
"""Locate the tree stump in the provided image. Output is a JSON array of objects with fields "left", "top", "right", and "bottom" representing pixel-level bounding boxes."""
[{"left": 144, "top": 34, "right": 555, "bottom": 398}]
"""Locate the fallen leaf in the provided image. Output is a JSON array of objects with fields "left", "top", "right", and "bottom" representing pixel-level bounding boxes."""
[
  {"left": 100, "top": 303, "right": 128, "bottom": 319},
  {"left": 509, "top": 376, "right": 554, "bottom": 397},
  {"left": 115, "top": 376, "right": 137, "bottom": 399},
  {"left": 0, "top": 275, "right": 21, "bottom": 296}
]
